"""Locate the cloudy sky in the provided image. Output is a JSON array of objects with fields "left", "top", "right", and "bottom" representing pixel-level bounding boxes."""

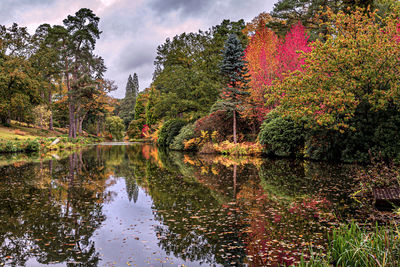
[{"left": 0, "top": 0, "right": 276, "bottom": 98}]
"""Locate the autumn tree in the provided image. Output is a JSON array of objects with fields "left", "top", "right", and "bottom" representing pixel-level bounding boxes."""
[
  {"left": 242, "top": 12, "right": 274, "bottom": 37},
  {"left": 267, "top": 8, "right": 400, "bottom": 161},
  {"left": 220, "top": 34, "right": 250, "bottom": 144},
  {"left": 244, "top": 26, "right": 278, "bottom": 124},
  {"left": 243, "top": 21, "right": 309, "bottom": 129}
]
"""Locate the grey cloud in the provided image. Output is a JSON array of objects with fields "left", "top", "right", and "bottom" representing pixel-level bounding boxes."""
[
  {"left": 149, "top": 0, "right": 212, "bottom": 16},
  {"left": 118, "top": 46, "right": 155, "bottom": 72},
  {"left": 0, "top": 0, "right": 54, "bottom": 24},
  {"left": 100, "top": 4, "right": 148, "bottom": 38}
]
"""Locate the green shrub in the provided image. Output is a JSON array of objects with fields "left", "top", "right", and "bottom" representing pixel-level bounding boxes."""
[
  {"left": 127, "top": 118, "right": 145, "bottom": 139},
  {"left": 170, "top": 124, "right": 195, "bottom": 150},
  {"left": 4, "top": 141, "right": 19, "bottom": 153},
  {"left": 24, "top": 139, "right": 40, "bottom": 152},
  {"left": 158, "top": 119, "right": 186, "bottom": 147},
  {"left": 105, "top": 116, "right": 125, "bottom": 141},
  {"left": 258, "top": 116, "right": 304, "bottom": 157}
]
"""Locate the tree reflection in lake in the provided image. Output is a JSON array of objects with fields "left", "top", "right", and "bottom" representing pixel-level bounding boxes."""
[
  {"left": 0, "top": 144, "right": 359, "bottom": 266},
  {"left": 0, "top": 149, "right": 115, "bottom": 266}
]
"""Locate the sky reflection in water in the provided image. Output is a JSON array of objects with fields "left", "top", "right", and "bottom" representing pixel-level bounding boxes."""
[{"left": 0, "top": 144, "right": 359, "bottom": 266}]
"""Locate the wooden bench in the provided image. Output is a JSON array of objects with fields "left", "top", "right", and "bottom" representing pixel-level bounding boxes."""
[{"left": 373, "top": 188, "right": 400, "bottom": 211}]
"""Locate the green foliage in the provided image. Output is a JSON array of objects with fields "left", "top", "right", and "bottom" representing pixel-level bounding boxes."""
[
  {"left": 127, "top": 118, "right": 145, "bottom": 139},
  {"left": 220, "top": 34, "right": 250, "bottom": 103},
  {"left": 209, "top": 100, "right": 235, "bottom": 114},
  {"left": 0, "top": 139, "right": 40, "bottom": 153},
  {"left": 145, "top": 88, "right": 158, "bottom": 126},
  {"left": 170, "top": 124, "right": 195, "bottom": 150},
  {"left": 268, "top": 0, "right": 342, "bottom": 40},
  {"left": 157, "top": 119, "right": 186, "bottom": 147},
  {"left": 152, "top": 20, "right": 246, "bottom": 122},
  {"left": 304, "top": 105, "right": 400, "bottom": 162},
  {"left": 300, "top": 222, "right": 400, "bottom": 267},
  {"left": 32, "top": 105, "right": 52, "bottom": 128},
  {"left": 134, "top": 92, "right": 146, "bottom": 120},
  {"left": 119, "top": 74, "right": 139, "bottom": 128},
  {"left": 105, "top": 116, "right": 125, "bottom": 141},
  {"left": 258, "top": 116, "right": 304, "bottom": 157}
]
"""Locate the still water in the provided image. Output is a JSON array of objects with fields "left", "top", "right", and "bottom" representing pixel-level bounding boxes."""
[{"left": 0, "top": 144, "right": 359, "bottom": 266}]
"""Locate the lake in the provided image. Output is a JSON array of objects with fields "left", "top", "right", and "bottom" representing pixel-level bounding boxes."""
[{"left": 0, "top": 143, "right": 360, "bottom": 266}]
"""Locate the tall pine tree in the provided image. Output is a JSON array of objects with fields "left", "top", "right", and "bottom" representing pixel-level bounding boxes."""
[
  {"left": 220, "top": 34, "right": 250, "bottom": 144},
  {"left": 132, "top": 73, "right": 139, "bottom": 97},
  {"left": 120, "top": 73, "right": 139, "bottom": 128},
  {"left": 125, "top": 74, "right": 134, "bottom": 97}
]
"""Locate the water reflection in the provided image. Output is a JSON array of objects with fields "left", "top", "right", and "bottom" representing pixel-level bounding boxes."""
[{"left": 0, "top": 144, "right": 359, "bottom": 266}]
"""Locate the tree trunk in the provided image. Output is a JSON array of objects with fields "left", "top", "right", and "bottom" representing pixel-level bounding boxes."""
[
  {"left": 65, "top": 53, "right": 76, "bottom": 139},
  {"left": 69, "top": 101, "right": 75, "bottom": 138},
  {"left": 75, "top": 116, "right": 79, "bottom": 136},
  {"left": 233, "top": 109, "right": 237, "bottom": 144},
  {"left": 49, "top": 90, "right": 53, "bottom": 130},
  {"left": 79, "top": 119, "right": 83, "bottom": 134},
  {"left": 6, "top": 110, "right": 11, "bottom": 125},
  {"left": 233, "top": 164, "right": 237, "bottom": 199},
  {"left": 78, "top": 113, "right": 86, "bottom": 134},
  {"left": 96, "top": 119, "right": 100, "bottom": 136}
]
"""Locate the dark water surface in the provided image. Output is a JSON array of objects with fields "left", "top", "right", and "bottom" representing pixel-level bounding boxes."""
[{"left": 0, "top": 144, "right": 359, "bottom": 266}]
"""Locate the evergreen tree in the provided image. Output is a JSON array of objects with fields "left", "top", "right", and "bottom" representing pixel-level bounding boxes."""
[
  {"left": 220, "top": 34, "right": 250, "bottom": 144},
  {"left": 63, "top": 8, "right": 103, "bottom": 138},
  {"left": 125, "top": 74, "right": 134, "bottom": 97},
  {"left": 119, "top": 73, "right": 139, "bottom": 128},
  {"left": 268, "top": 0, "right": 342, "bottom": 39},
  {"left": 132, "top": 73, "right": 139, "bottom": 97}
]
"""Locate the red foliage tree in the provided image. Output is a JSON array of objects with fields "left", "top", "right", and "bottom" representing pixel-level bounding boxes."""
[
  {"left": 275, "top": 22, "right": 311, "bottom": 79},
  {"left": 243, "top": 22, "right": 310, "bottom": 125}
]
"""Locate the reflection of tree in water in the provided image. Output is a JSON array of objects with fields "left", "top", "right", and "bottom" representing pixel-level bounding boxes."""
[
  {"left": 125, "top": 177, "right": 139, "bottom": 203},
  {"left": 0, "top": 149, "right": 112, "bottom": 266},
  {"left": 258, "top": 159, "right": 358, "bottom": 218},
  {"left": 130, "top": 148, "right": 250, "bottom": 266},
  {"left": 111, "top": 145, "right": 143, "bottom": 203},
  {"left": 0, "top": 144, "right": 361, "bottom": 267}
]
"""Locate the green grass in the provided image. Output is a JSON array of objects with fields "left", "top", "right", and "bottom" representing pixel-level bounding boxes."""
[
  {"left": 298, "top": 222, "right": 400, "bottom": 267},
  {"left": 0, "top": 122, "right": 65, "bottom": 142}
]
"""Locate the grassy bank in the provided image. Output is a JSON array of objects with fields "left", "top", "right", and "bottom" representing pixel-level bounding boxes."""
[{"left": 0, "top": 123, "right": 102, "bottom": 154}]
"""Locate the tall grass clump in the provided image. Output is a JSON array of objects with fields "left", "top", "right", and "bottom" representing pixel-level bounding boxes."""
[{"left": 298, "top": 222, "right": 400, "bottom": 267}]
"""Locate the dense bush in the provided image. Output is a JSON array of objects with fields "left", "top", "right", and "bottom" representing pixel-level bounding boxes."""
[
  {"left": 25, "top": 139, "right": 40, "bottom": 151},
  {"left": 170, "top": 124, "right": 195, "bottom": 150},
  {"left": 127, "top": 118, "right": 145, "bottom": 139},
  {"left": 194, "top": 110, "right": 232, "bottom": 139},
  {"left": 105, "top": 116, "right": 125, "bottom": 141},
  {"left": 157, "top": 119, "right": 186, "bottom": 147},
  {"left": 0, "top": 139, "right": 40, "bottom": 153},
  {"left": 304, "top": 105, "right": 400, "bottom": 163},
  {"left": 258, "top": 116, "right": 304, "bottom": 157}
]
